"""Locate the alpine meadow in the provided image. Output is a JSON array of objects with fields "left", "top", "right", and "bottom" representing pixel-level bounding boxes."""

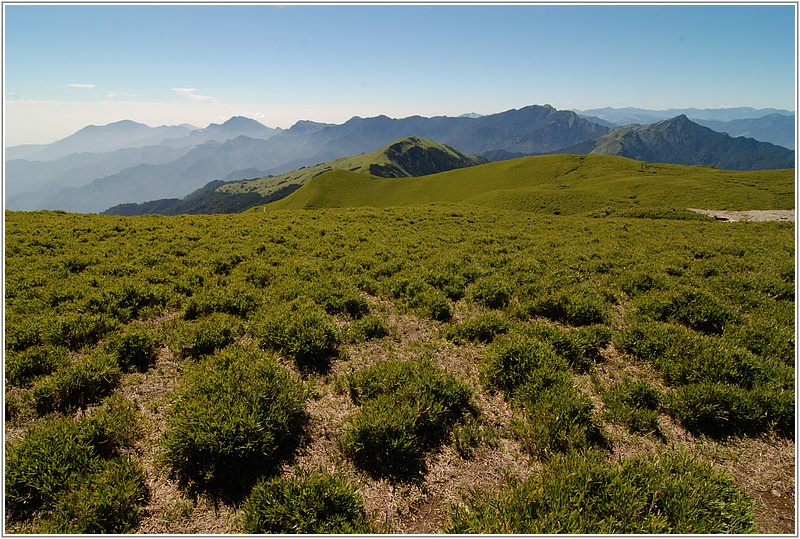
[{"left": 4, "top": 144, "right": 795, "bottom": 533}]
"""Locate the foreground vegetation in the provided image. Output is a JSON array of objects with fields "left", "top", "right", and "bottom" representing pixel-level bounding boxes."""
[{"left": 5, "top": 168, "right": 794, "bottom": 533}]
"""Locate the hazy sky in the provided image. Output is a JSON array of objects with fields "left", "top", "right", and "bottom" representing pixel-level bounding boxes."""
[{"left": 4, "top": 3, "right": 796, "bottom": 146}]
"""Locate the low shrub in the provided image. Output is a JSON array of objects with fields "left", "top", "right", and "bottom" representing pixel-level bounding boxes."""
[
  {"left": 172, "top": 313, "right": 239, "bottom": 360},
  {"left": 518, "top": 289, "right": 608, "bottom": 326},
  {"left": 35, "top": 457, "right": 148, "bottom": 534},
  {"left": 341, "top": 359, "right": 474, "bottom": 480},
  {"left": 636, "top": 288, "right": 738, "bottom": 335},
  {"left": 6, "top": 400, "right": 146, "bottom": 531},
  {"left": 182, "top": 283, "right": 259, "bottom": 320},
  {"left": 32, "top": 352, "right": 121, "bottom": 414},
  {"left": 43, "top": 313, "right": 118, "bottom": 351},
  {"left": 420, "top": 289, "right": 453, "bottom": 322},
  {"left": 103, "top": 326, "right": 159, "bottom": 372},
  {"left": 256, "top": 302, "right": 340, "bottom": 373},
  {"left": 481, "top": 332, "right": 569, "bottom": 397},
  {"left": 308, "top": 279, "right": 370, "bottom": 319},
  {"left": 665, "top": 382, "right": 793, "bottom": 438},
  {"left": 444, "top": 312, "right": 511, "bottom": 344},
  {"left": 601, "top": 378, "right": 661, "bottom": 435},
  {"left": 161, "top": 347, "right": 308, "bottom": 498},
  {"left": 242, "top": 470, "right": 378, "bottom": 533},
  {"left": 86, "top": 283, "right": 169, "bottom": 322},
  {"left": 443, "top": 450, "right": 756, "bottom": 533},
  {"left": 6, "top": 345, "right": 68, "bottom": 388},
  {"left": 470, "top": 277, "right": 513, "bottom": 309},
  {"left": 347, "top": 315, "right": 389, "bottom": 342},
  {"left": 521, "top": 323, "right": 610, "bottom": 373},
  {"left": 513, "top": 375, "right": 604, "bottom": 458},
  {"left": 424, "top": 270, "right": 467, "bottom": 301}
]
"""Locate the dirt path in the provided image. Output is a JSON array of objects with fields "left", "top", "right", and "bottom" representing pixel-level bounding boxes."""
[{"left": 688, "top": 208, "right": 795, "bottom": 222}]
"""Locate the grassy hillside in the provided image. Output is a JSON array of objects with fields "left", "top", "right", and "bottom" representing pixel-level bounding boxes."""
[
  {"left": 259, "top": 154, "right": 794, "bottom": 214},
  {"left": 5, "top": 200, "right": 794, "bottom": 533},
  {"left": 219, "top": 136, "right": 486, "bottom": 199}
]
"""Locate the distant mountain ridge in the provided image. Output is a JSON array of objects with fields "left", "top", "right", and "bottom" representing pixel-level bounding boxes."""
[
  {"left": 6, "top": 104, "right": 795, "bottom": 213},
  {"left": 563, "top": 115, "right": 794, "bottom": 170}
]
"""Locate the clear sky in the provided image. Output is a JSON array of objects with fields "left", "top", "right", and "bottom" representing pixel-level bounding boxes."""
[{"left": 3, "top": 3, "right": 797, "bottom": 146}]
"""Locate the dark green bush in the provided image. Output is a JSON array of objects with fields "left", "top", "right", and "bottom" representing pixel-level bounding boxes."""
[
  {"left": 103, "top": 326, "right": 159, "bottom": 372},
  {"left": 172, "top": 313, "right": 239, "bottom": 360},
  {"left": 444, "top": 450, "right": 756, "bottom": 533},
  {"left": 43, "top": 313, "right": 118, "bottom": 351},
  {"left": 514, "top": 375, "right": 604, "bottom": 458},
  {"left": 421, "top": 289, "right": 453, "bottom": 321},
  {"left": 6, "top": 416, "right": 98, "bottom": 520},
  {"left": 342, "top": 359, "right": 474, "bottom": 480},
  {"left": 601, "top": 378, "right": 661, "bottom": 435},
  {"left": 256, "top": 302, "right": 340, "bottom": 373},
  {"left": 6, "top": 345, "right": 68, "bottom": 388},
  {"left": 308, "top": 279, "right": 370, "bottom": 319},
  {"left": 35, "top": 457, "right": 148, "bottom": 534},
  {"left": 444, "top": 312, "right": 510, "bottom": 344},
  {"left": 481, "top": 332, "right": 569, "bottom": 397},
  {"left": 637, "top": 288, "right": 737, "bottom": 334},
  {"left": 6, "top": 399, "right": 145, "bottom": 530},
  {"left": 665, "top": 383, "right": 792, "bottom": 438},
  {"left": 523, "top": 323, "right": 593, "bottom": 373},
  {"left": 470, "top": 277, "right": 513, "bottom": 309},
  {"left": 242, "top": 470, "right": 377, "bottom": 533},
  {"left": 182, "top": 283, "right": 259, "bottom": 320},
  {"left": 162, "top": 347, "right": 308, "bottom": 498},
  {"left": 520, "top": 289, "right": 608, "bottom": 326},
  {"left": 5, "top": 315, "right": 43, "bottom": 352},
  {"left": 424, "top": 270, "right": 467, "bottom": 301},
  {"left": 347, "top": 315, "right": 389, "bottom": 342},
  {"left": 32, "top": 352, "right": 121, "bottom": 414},
  {"left": 86, "top": 282, "right": 168, "bottom": 322}
]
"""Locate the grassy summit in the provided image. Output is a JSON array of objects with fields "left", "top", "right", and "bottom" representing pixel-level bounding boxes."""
[{"left": 219, "top": 136, "right": 486, "bottom": 199}]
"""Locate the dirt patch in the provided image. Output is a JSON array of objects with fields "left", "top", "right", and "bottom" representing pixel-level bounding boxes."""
[{"left": 688, "top": 208, "right": 795, "bottom": 222}]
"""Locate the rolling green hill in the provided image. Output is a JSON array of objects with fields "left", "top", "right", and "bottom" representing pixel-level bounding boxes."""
[
  {"left": 220, "top": 136, "right": 487, "bottom": 199},
  {"left": 257, "top": 154, "right": 794, "bottom": 215}
]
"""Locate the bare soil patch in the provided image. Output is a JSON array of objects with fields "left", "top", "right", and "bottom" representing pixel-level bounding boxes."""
[{"left": 688, "top": 208, "right": 795, "bottom": 222}]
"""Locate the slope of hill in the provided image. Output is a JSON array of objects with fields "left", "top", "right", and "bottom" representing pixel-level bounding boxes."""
[
  {"left": 260, "top": 154, "right": 794, "bottom": 215},
  {"left": 104, "top": 137, "right": 486, "bottom": 215},
  {"left": 563, "top": 116, "right": 794, "bottom": 170},
  {"left": 219, "top": 136, "right": 487, "bottom": 199},
  {"left": 693, "top": 113, "right": 795, "bottom": 150}
]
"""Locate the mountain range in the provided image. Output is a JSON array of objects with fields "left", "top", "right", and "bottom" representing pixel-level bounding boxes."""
[{"left": 5, "top": 104, "right": 795, "bottom": 213}]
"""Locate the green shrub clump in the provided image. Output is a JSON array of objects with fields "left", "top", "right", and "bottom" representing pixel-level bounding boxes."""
[
  {"left": 6, "top": 397, "right": 146, "bottom": 533},
  {"left": 482, "top": 332, "right": 604, "bottom": 457},
  {"left": 601, "top": 377, "right": 662, "bottom": 435},
  {"left": 242, "top": 470, "right": 378, "bottom": 533},
  {"left": 5, "top": 345, "right": 68, "bottom": 388},
  {"left": 256, "top": 302, "right": 340, "bottom": 373},
  {"left": 31, "top": 352, "right": 121, "bottom": 415},
  {"left": 444, "top": 450, "right": 756, "bottom": 534},
  {"left": 444, "top": 312, "right": 511, "bottom": 344},
  {"left": 636, "top": 288, "right": 737, "bottom": 334},
  {"left": 341, "top": 359, "right": 475, "bottom": 480},
  {"left": 103, "top": 325, "right": 159, "bottom": 372},
  {"left": 470, "top": 277, "right": 513, "bottom": 309},
  {"left": 161, "top": 347, "right": 308, "bottom": 498},
  {"left": 172, "top": 313, "right": 239, "bottom": 360}
]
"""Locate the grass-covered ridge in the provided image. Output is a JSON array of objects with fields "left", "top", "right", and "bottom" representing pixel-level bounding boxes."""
[
  {"left": 4, "top": 196, "right": 794, "bottom": 533},
  {"left": 219, "top": 136, "right": 486, "bottom": 199},
  {"left": 258, "top": 154, "right": 793, "bottom": 214}
]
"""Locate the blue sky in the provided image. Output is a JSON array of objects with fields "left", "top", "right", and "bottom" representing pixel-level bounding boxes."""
[{"left": 4, "top": 3, "right": 796, "bottom": 145}]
